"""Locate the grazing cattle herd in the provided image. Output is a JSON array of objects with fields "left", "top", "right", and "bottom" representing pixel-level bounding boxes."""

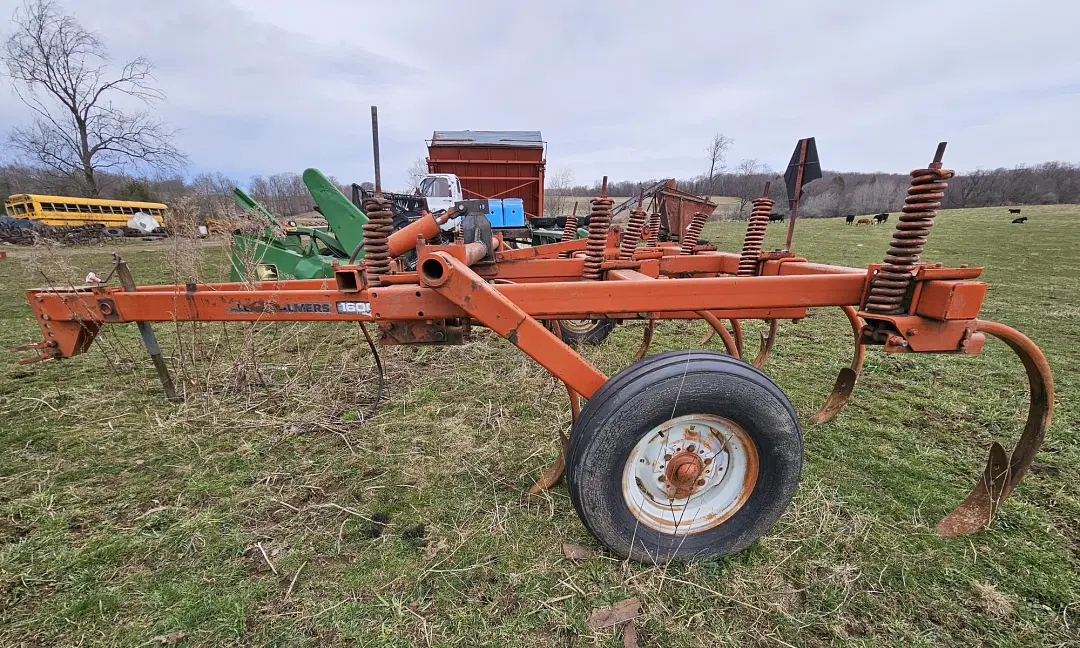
[
  {"left": 768, "top": 212, "right": 785, "bottom": 222},
  {"left": 805, "top": 209, "right": 1027, "bottom": 226},
  {"left": 845, "top": 212, "right": 890, "bottom": 225}
]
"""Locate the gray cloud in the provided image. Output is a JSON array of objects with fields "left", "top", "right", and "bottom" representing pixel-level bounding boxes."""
[{"left": 2, "top": 0, "right": 1078, "bottom": 189}]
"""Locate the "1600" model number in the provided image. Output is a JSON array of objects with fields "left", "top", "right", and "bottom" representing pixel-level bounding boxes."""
[{"left": 336, "top": 301, "right": 371, "bottom": 315}]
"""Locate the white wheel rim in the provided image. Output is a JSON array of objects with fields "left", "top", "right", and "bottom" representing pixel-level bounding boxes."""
[
  {"left": 560, "top": 319, "right": 599, "bottom": 335},
  {"left": 621, "top": 413, "right": 759, "bottom": 535}
]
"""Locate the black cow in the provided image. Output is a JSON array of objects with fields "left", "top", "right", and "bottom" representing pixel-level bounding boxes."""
[
  {"left": 1012, "top": 216, "right": 1028, "bottom": 223},
  {"left": 768, "top": 213, "right": 785, "bottom": 222},
  {"left": 873, "top": 213, "right": 889, "bottom": 225},
  {"left": 845, "top": 214, "right": 856, "bottom": 225},
  {"left": 1008, "top": 208, "right": 1022, "bottom": 215}
]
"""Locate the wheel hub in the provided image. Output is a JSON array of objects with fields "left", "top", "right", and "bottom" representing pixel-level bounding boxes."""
[
  {"left": 665, "top": 451, "right": 704, "bottom": 497},
  {"left": 621, "top": 414, "right": 759, "bottom": 535}
]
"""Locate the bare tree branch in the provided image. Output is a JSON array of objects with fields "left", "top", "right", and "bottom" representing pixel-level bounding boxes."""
[
  {"left": 406, "top": 156, "right": 427, "bottom": 190},
  {"left": 3, "top": 0, "right": 187, "bottom": 196},
  {"left": 706, "top": 133, "right": 734, "bottom": 193}
]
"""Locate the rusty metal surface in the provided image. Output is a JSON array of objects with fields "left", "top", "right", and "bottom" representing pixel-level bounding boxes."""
[
  {"left": 634, "top": 319, "right": 656, "bottom": 361},
  {"left": 738, "top": 194, "right": 774, "bottom": 275},
  {"left": 378, "top": 320, "right": 465, "bottom": 345},
  {"left": 810, "top": 305, "right": 866, "bottom": 424},
  {"left": 696, "top": 310, "right": 740, "bottom": 358},
  {"left": 560, "top": 203, "right": 579, "bottom": 255},
  {"left": 529, "top": 381, "right": 579, "bottom": 493},
  {"left": 679, "top": 211, "right": 708, "bottom": 255},
  {"left": 621, "top": 414, "right": 760, "bottom": 534},
  {"left": 620, "top": 209, "right": 646, "bottom": 260},
  {"left": 866, "top": 143, "right": 955, "bottom": 314},
  {"left": 729, "top": 319, "right": 744, "bottom": 358},
  {"left": 644, "top": 212, "right": 660, "bottom": 247},
  {"left": 937, "top": 320, "right": 1054, "bottom": 536},
  {"left": 751, "top": 319, "right": 779, "bottom": 368},
  {"left": 361, "top": 195, "right": 393, "bottom": 284},
  {"left": 583, "top": 179, "right": 613, "bottom": 281}
]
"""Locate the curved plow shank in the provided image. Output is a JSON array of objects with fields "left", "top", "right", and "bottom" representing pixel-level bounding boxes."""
[
  {"left": 529, "top": 383, "right": 581, "bottom": 493},
  {"left": 936, "top": 320, "right": 1054, "bottom": 537},
  {"left": 730, "top": 319, "right": 745, "bottom": 359},
  {"left": 752, "top": 318, "right": 780, "bottom": 368},
  {"left": 696, "top": 311, "right": 741, "bottom": 359},
  {"left": 810, "top": 306, "right": 866, "bottom": 424},
  {"left": 634, "top": 319, "right": 657, "bottom": 361}
]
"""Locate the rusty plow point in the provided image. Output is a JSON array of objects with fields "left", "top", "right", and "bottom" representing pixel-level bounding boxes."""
[
  {"left": 937, "top": 442, "right": 1010, "bottom": 537},
  {"left": 809, "top": 306, "right": 865, "bottom": 424},
  {"left": 698, "top": 326, "right": 716, "bottom": 346},
  {"left": 751, "top": 319, "right": 779, "bottom": 368},
  {"left": 936, "top": 320, "right": 1053, "bottom": 537},
  {"left": 529, "top": 383, "right": 580, "bottom": 494},
  {"left": 529, "top": 429, "right": 568, "bottom": 494},
  {"left": 810, "top": 368, "right": 858, "bottom": 425},
  {"left": 634, "top": 320, "right": 656, "bottom": 361}
]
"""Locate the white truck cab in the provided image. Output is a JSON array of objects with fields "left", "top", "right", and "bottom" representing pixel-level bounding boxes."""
[{"left": 418, "top": 173, "right": 463, "bottom": 230}]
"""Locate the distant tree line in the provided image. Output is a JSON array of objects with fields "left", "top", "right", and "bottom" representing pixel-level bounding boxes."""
[
  {"left": 549, "top": 162, "right": 1080, "bottom": 219},
  {"left": 0, "top": 163, "right": 339, "bottom": 219}
]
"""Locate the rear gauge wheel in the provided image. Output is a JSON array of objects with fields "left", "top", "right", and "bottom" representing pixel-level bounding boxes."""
[
  {"left": 557, "top": 319, "right": 615, "bottom": 346},
  {"left": 566, "top": 350, "right": 802, "bottom": 563}
]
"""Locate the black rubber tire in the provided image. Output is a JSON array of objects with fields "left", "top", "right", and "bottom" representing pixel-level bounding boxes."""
[
  {"left": 556, "top": 319, "right": 615, "bottom": 346},
  {"left": 566, "top": 350, "right": 802, "bottom": 563},
  {"left": 103, "top": 226, "right": 125, "bottom": 238}
]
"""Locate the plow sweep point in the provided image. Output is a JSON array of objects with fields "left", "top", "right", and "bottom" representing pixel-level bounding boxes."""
[
  {"left": 936, "top": 320, "right": 1053, "bottom": 536},
  {"left": 751, "top": 319, "right": 780, "bottom": 368}
]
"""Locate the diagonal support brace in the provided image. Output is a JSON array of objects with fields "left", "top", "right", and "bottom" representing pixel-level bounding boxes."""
[{"left": 418, "top": 252, "right": 608, "bottom": 399}]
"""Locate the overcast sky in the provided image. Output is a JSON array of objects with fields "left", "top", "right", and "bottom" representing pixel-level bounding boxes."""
[{"left": 2, "top": 0, "right": 1078, "bottom": 190}]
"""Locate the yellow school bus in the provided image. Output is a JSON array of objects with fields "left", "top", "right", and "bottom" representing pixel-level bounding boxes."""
[{"left": 3, "top": 194, "right": 168, "bottom": 227}]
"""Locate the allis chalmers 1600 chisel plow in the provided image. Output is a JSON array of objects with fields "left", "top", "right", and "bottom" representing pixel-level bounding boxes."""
[{"left": 14, "top": 143, "right": 1053, "bottom": 563}]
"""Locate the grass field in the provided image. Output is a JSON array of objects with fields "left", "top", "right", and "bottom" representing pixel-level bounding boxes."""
[{"left": 1, "top": 205, "right": 1077, "bottom": 647}]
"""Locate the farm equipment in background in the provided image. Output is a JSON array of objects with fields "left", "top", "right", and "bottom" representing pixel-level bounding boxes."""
[
  {"left": 227, "top": 169, "right": 369, "bottom": 281},
  {"left": 422, "top": 130, "right": 544, "bottom": 240},
  {"left": 14, "top": 142, "right": 1054, "bottom": 564},
  {"left": 611, "top": 179, "right": 718, "bottom": 245}
]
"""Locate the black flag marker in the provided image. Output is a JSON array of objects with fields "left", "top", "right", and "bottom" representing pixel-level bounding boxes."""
[
  {"left": 784, "top": 137, "right": 821, "bottom": 210},
  {"left": 783, "top": 137, "right": 821, "bottom": 251}
]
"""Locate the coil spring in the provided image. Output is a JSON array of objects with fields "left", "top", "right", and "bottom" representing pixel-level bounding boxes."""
[
  {"left": 681, "top": 211, "right": 708, "bottom": 255},
  {"left": 583, "top": 197, "right": 613, "bottom": 280},
  {"left": 737, "top": 197, "right": 774, "bottom": 274},
  {"left": 560, "top": 214, "right": 578, "bottom": 242},
  {"left": 865, "top": 166, "right": 955, "bottom": 313},
  {"left": 619, "top": 209, "right": 646, "bottom": 260},
  {"left": 454, "top": 223, "right": 464, "bottom": 245},
  {"left": 645, "top": 212, "right": 660, "bottom": 246},
  {"left": 361, "top": 195, "right": 393, "bottom": 285}
]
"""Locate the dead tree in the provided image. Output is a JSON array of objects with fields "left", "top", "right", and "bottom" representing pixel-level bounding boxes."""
[
  {"left": 3, "top": 0, "right": 186, "bottom": 196},
  {"left": 705, "top": 133, "right": 734, "bottom": 195}
]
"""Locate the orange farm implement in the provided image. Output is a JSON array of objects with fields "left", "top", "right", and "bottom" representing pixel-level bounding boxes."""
[{"left": 13, "top": 143, "right": 1053, "bottom": 563}]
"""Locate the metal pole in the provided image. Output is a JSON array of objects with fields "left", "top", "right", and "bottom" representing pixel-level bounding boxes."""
[
  {"left": 114, "top": 259, "right": 180, "bottom": 402},
  {"left": 784, "top": 138, "right": 808, "bottom": 251},
  {"left": 370, "top": 106, "right": 382, "bottom": 193}
]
